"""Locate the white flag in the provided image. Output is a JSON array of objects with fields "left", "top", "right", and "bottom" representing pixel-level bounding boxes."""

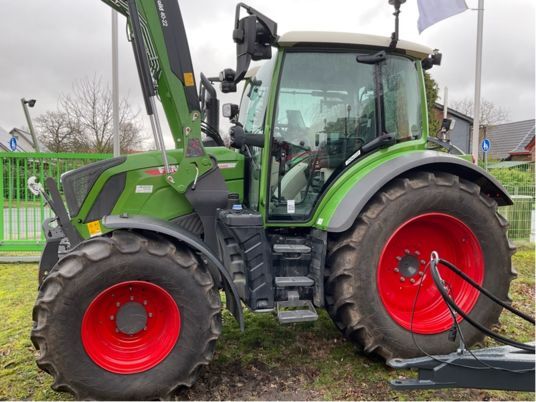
[{"left": 417, "top": 0, "right": 468, "bottom": 33}]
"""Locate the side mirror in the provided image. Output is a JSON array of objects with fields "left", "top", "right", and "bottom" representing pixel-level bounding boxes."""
[
  {"left": 232, "top": 3, "right": 278, "bottom": 84},
  {"left": 230, "top": 124, "right": 265, "bottom": 149},
  {"left": 422, "top": 50, "right": 442, "bottom": 70},
  {"left": 222, "top": 103, "right": 240, "bottom": 120},
  {"left": 219, "top": 69, "right": 237, "bottom": 93}
]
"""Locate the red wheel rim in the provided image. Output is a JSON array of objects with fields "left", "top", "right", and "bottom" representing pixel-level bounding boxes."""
[
  {"left": 377, "top": 213, "right": 484, "bottom": 334},
  {"left": 81, "top": 281, "right": 180, "bottom": 374}
]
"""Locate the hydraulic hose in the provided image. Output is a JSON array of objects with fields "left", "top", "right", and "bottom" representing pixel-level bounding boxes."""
[
  {"left": 437, "top": 258, "right": 535, "bottom": 324},
  {"left": 429, "top": 254, "right": 535, "bottom": 353}
]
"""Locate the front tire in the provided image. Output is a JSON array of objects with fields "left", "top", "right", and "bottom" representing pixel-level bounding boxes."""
[
  {"left": 31, "top": 230, "right": 222, "bottom": 400},
  {"left": 325, "top": 171, "right": 515, "bottom": 360}
]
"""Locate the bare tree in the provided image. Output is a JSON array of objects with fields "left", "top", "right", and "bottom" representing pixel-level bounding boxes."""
[
  {"left": 37, "top": 76, "right": 146, "bottom": 153},
  {"left": 35, "top": 111, "right": 78, "bottom": 153},
  {"left": 450, "top": 98, "right": 510, "bottom": 126}
]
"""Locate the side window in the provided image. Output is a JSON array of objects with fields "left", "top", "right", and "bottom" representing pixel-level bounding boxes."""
[
  {"left": 239, "top": 58, "right": 276, "bottom": 134},
  {"left": 382, "top": 56, "right": 422, "bottom": 140},
  {"left": 238, "top": 58, "right": 276, "bottom": 210}
]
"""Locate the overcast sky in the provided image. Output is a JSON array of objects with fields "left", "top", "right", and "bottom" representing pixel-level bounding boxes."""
[{"left": 0, "top": 0, "right": 534, "bottom": 147}]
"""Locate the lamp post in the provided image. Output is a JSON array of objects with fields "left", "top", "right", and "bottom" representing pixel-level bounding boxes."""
[{"left": 21, "top": 98, "right": 40, "bottom": 152}]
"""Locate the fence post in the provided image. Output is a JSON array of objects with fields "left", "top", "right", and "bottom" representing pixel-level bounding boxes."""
[{"left": 531, "top": 210, "right": 535, "bottom": 243}]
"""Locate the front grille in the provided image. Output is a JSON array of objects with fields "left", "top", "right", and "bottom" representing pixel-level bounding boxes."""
[{"left": 62, "top": 157, "right": 126, "bottom": 217}]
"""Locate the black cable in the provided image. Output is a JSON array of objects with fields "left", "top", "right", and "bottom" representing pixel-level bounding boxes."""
[
  {"left": 438, "top": 258, "right": 535, "bottom": 324},
  {"left": 410, "top": 262, "right": 491, "bottom": 370},
  {"left": 430, "top": 258, "right": 534, "bottom": 353},
  {"left": 200, "top": 122, "right": 225, "bottom": 146},
  {"left": 410, "top": 261, "right": 535, "bottom": 373},
  {"left": 431, "top": 261, "right": 535, "bottom": 373}
]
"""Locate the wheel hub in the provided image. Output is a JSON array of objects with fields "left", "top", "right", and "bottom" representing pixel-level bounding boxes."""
[
  {"left": 116, "top": 302, "right": 148, "bottom": 335},
  {"left": 397, "top": 253, "right": 421, "bottom": 278}
]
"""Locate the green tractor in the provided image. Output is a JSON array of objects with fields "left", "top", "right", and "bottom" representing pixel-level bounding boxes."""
[{"left": 30, "top": 0, "right": 515, "bottom": 399}]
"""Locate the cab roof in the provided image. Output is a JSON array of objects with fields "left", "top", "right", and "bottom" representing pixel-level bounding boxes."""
[{"left": 277, "top": 31, "right": 433, "bottom": 60}]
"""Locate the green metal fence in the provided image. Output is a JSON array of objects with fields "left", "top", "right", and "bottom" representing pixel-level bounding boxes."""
[
  {"left": 488, "top": 162, "right": 535, "bottom": 241},
  {"left": 0, "top": 152, "right": 111, "bottom": 251}
]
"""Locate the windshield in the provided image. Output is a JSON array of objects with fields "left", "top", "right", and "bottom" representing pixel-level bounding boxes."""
[{"left": 268, "top": 51, "right": 422, "bottom": 221}]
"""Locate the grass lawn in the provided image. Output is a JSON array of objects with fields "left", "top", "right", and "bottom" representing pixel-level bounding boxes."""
[{"left": 0, "top": 246, "right": 534, "bottom": 400}]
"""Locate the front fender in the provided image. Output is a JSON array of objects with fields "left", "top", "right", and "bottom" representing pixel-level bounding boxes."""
[
  {"left": 102, "top": 214, "right": 244, "bottom": 330},
  {"left": 324, "top": 150, "right": 512, "bottom": 233}
]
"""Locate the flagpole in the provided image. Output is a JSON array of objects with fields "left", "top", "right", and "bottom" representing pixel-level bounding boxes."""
[
  {"left": 471, "top": 0, "right": 484, "bottom": 164},
  {"left": 112, "top": 9, "right": 120, "bottom": 157}
]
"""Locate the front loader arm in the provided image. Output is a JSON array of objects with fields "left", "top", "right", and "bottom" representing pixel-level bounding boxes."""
[
  {"left": 100, "top": 0, "right": 212, "bottom": 192},
  {"left": 98, "top": 0, "right": 229, "bottom": 253}
]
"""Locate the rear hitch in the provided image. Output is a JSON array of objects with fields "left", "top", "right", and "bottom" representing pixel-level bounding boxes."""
[{"left": 388, "top": 344, "right": 535, "bottom": 392}]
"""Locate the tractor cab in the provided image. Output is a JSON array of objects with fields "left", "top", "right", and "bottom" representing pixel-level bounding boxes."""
[{"left": 232, "top": 31, "right": 432, "bottom": 222}]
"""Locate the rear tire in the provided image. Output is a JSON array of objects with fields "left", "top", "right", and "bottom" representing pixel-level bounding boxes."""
[
  {"left": 325, "top": 171, "right": 515, "bottom": 360},
  {"left": 31, "top": 230, "right": 222, "bottom": 400}
]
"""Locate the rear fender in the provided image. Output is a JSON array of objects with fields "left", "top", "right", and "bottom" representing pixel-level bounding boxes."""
[
  {"left": 102, "top": 214, "right": 244, "bottom": 330},
  {"left": 325, "top": 150, "right": 512, "bottom": 233}
]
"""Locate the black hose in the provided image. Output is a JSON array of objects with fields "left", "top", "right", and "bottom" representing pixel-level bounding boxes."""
[
  {"left": 430, "top": 257, "right": 535, "bottom": 353},
  {"left": 201, "top": 122, "right": 225, "bottom": 146},
  {"left": 438, "top": 258, "right": 534, "bottom": 324}
]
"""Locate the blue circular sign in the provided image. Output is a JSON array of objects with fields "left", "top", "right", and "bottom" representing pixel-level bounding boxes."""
[
  {"left": 8, "top": 137, "right": 17, "bottom": 151},
  {"left": 481, "top": 138, "right": 491, "bottom": 153}
]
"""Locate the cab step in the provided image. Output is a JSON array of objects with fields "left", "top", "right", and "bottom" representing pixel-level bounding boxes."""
[
  {"left": 276, "top": 290, "right": 318, "bottom": 324},
  {"left": 273, "top": 243, "right": 311, "bottom": 254},
  {"left": 275, "top": 276, "right": 314, "bottom": 287}
]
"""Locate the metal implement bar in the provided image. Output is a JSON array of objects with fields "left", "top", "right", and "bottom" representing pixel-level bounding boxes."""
[
  {"left": 389, "top": 344, "right": 535, "bottom": 392},
  {"left": 148, "top": 97, "right": 171, "bottom": 175},
  {"left": 43, "top": 178, "right": 81, "bottom": 246}
]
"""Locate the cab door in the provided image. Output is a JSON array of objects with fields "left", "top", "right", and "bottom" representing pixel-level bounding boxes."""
[
  {"left": 265, "top": 49, "right": 423, "bottom": 223},
  {"left": 237, "top": 57, "right": 277, "bottom": 211}
]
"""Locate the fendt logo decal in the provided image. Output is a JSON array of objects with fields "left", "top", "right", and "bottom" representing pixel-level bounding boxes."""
[
  {"left": 156, "top": 0, "right": 169, "bottom": 27},
  {"left": 145, "top": 165, "right": 179, "bottom": 176}
]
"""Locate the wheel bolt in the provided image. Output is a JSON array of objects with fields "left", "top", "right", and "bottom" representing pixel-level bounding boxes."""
[
  {"left": 143, "top": 300, "right": 148, "bottom": 305},
  {"left": 404, "top": 249, "right": 410, "bottom": 255},
  {"left": 415, "top": 250, "right": 421, "bottom": 256},
  {"left": 396, "top": 256, "right": 402, "bottom": 261},
  {"left": 143, "top": 326, "right": 147, "bottom": 331},
  {"left": 410, "top": 278, "right": 416, "bottom": 284},
  {"left": 110, "top": 315, "right": 114, "bottom": 321},
  {"left": 148, "top": 313, "right": 153, "bottom": 318},
  {"left": 115, "top": 328, "right": 119, "bottom": 333},
  {"left": 420, "top": 260, "right": 426, "bottom": 265},
  {"left": 400, "top": 277, "right": 405, "bottom": 282},
  {"left": 130, "top": 296, "right": 134, "bottom": 301},
  {"left": 116, "top": 302, "right": 120, "bottom": 307},
  {"left": 418, "top": 271, "right": 424, "bottom": 276},
  {"left": 394, "top": 268, "right": 400, "bottom": 273}
]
